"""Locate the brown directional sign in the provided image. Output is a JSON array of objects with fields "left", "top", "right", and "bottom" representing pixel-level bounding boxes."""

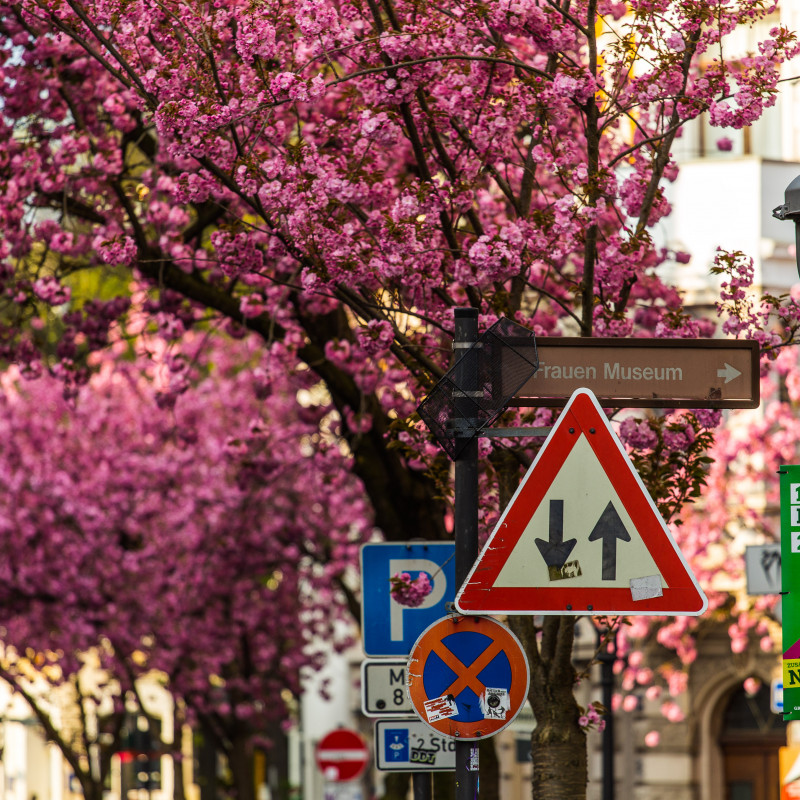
[{"left": 508, "top": 338, "right": 759, "bottom": 409}]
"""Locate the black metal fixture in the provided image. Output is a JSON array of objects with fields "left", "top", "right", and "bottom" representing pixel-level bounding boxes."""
[{"left": 772, "top": 175, "right": 800, "bottom": 280}]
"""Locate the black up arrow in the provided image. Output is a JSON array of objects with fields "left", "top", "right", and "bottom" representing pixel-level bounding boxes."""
[
  {"left": 535, "top": 500, "right": 577, "bottom": 569},
  {"left": 588, "top": 502, "right": 630, "bottom": 580}
]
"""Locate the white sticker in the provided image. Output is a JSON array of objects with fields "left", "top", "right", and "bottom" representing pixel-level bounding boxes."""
[
  {"left": 630, "top": 575, "right": 663, "bottom": 601},
  {"left": 480, "top": 687, "right": 510, "bottom": 720},
  {"left": 424, "top": 695, "right": 458, "bottom": 722}
]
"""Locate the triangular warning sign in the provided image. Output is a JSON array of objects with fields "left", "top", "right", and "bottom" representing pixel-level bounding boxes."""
[{"left": 455, "top": 388, "right": 708, "bottom": 616}]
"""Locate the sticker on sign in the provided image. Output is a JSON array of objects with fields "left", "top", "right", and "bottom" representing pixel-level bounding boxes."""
[
  {"left": 480, "top": 688, "right": 510, "bottom": 720},
  {"left": 423, "top": 695, "right": 458, "bottom": 723}
]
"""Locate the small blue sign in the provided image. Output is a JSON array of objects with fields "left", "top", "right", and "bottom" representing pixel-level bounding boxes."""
[
  {"left": 360, "top": 542, "right": 456, "bottom": 657},
  {"left": 384, "top": 729, "right": 409, "bottom": 762}
]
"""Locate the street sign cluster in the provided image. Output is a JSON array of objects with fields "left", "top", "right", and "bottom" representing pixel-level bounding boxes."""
[
  {"left": 360, "top": 570, "right": 530, "bottom": 770},
  {"left": 351, "top": 333, "right": 722, "bottom": 783},
  {"left": 358, "top": 541, "right": 530, "bottom": 763},
  {"left": 352, "top": 385, "right": 710, "bottom": 780},
  {"left": 359, "top": 542, "right": 460, "bottom": 772}
]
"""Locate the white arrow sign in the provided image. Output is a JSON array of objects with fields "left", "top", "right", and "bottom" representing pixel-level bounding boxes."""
[{"left": 717, "top": 362, "right": 742, "bottom": 384}]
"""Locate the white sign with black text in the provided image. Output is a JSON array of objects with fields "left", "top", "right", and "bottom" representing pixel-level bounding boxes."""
[{"left": 361, "top": 660, "right": 413, "bottom": 717}]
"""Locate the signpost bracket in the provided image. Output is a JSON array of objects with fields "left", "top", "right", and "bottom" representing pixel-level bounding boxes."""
[
  {"left": 478, "top": 427, "right": 553, "bottom": 438},
  {"left": 417, "top": 316, "right": 539, "bottom": 459}
]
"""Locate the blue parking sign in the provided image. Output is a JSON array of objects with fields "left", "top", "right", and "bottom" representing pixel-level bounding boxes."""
[
  {"left": 384, "top": 729, "right": 409, "bottom": 762},
  {"left": 360, "top": 542, "right": 456, "bottom": 657}
]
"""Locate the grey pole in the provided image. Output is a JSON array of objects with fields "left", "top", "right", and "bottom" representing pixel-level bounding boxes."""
[
  {"left": 413, "top": 772, "right": 433, "bottom": 800},
  {"left": 598, "top": 628, "right": 617, "bottom": 800},
  {"left": 453, "top": 307, "right": 480, "bottom": 800}
]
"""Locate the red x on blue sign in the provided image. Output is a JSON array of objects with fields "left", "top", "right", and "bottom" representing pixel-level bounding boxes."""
[{"left": 407, "top": 615, "right": 529, "bottom": 740}]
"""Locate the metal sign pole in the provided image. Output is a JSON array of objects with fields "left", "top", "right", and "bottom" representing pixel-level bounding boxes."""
[
  {"left": 597, "top": 627, "right": 617, "bottom": 800},
  {"left": 413, "top": 772, "right": 433, "bottom": 799},
  {"left": 453, "top": 308, "right": 480, "bottom": 799}
]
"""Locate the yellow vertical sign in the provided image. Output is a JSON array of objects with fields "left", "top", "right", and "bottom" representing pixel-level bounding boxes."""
[{"left": 781, "top": 746, "right": 800, "bottom": 799}]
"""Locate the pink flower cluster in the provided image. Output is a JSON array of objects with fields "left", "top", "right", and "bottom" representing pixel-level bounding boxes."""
[
  {"left": 578, "top": 701, "right": 606, "bottom": 732},
  {"left": 390, "top": 572, "right": 433, "bottom": 607},
  {"left": 32, "top": 276, "right": 70, "bottom": 306},
  {"left": 618, "top": 417, "right": 658, "bottom": 451},
  {"left": 355, "top": 320, "right": 394, "bottom": 356},
  {"left": 0, "top": 332, "right": 372, "bottom": 746}
]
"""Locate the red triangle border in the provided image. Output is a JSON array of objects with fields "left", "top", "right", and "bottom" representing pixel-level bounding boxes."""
[{"left": 455, "top": 388, "right": 708, "bottom": 616}]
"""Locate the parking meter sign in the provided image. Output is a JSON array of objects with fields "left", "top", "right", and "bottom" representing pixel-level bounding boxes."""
[{"left": 375, "top": 719, "right": 456, "bottom": 771}]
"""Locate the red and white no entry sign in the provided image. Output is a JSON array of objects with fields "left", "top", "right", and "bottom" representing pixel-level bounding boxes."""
[{"left": 315, "top": 728, "right": 369, "bottom": 782}]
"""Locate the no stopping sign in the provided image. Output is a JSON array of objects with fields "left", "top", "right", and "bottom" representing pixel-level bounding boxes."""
[{"left": 407, "top": 615, "right": 529, "bottom": 740}]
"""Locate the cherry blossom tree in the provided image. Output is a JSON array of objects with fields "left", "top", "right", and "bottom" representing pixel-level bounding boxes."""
[
  {"left": 585, "top": 259, "right": 798, "bottom": 754},
  {"left": 0, "top": 0, "right": 796, "bottom": 797},
  {"left": 0, "top": 331, "right": 370, "bottom": 800}
]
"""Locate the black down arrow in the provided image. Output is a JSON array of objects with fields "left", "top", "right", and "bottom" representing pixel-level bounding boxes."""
[
  {"left": 588, "top": 501, "right": 630, "bottom": 580},
  {"left": 535, "top": 500, "right": 577, "bottom": 569}
]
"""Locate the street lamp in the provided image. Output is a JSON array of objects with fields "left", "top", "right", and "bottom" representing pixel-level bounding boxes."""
[{"left": 772, "top": 175, "right": 800, "bottom": 280}]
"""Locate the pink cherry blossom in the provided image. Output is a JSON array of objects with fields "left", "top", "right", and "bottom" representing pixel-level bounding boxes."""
[
  {"left": 0, "top": 0, "right": 793, "bottom": 795},
  {"left": 390, "top": 572, "right": 433, "bottom": 607},
  {"left": 644, "top": 731, "right": 661, "bottom": 748}
]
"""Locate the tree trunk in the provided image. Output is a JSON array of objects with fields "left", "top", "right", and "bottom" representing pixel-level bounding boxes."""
[
  {"left": 194, "top": 722, "right": 218, "bottom": 800},
  {"left": 228, "top": 731, "right": 256, "bottom": 800},
  {"left": 510, "top": 616, "right": 587, "bottom": 800},
  {"left": 263, "top": 720, "right": 289, "bottom": 800},
  {"left": 77, "top": 775, "right": 105, "bottom": 800}
]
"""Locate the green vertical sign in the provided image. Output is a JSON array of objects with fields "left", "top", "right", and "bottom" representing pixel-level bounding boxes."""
[{"left": 781, "top": 465, "right": 800, "bottom": 720}]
